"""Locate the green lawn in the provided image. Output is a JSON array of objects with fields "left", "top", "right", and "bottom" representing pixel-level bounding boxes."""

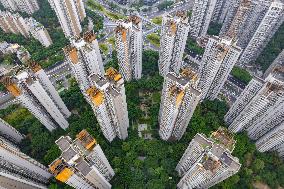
[
  {"left": 147, "top": 33, "right": 160, "bottom": 47},
  {"left": 107, "top": 37, "right": 116, "bottom": 47},
  {"left": 151, "top": 16, "right": 162, "bottom": 26},
  {"left": 87, "top": 0, "right": 126, "bottom": 20},
  {"left": 99, "top": 43, "right": 109, "bottom": 55}
]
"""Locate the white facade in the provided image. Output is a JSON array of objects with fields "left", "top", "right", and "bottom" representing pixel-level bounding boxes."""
[
  {"left": 159, "top": 69, "right": 201, "bottom": 141},
  {"left": 237, "top": 1, "right": 284, "bottom": 65},
  {"left": 176, "top": 130, "right": 240, "bottom": 189},
  {"left": 28, "top": 61, "right": 71, "bottom": 118},
  {"left": 115, "top": 15, "right": 143, "bottom": 81},
  {"left": 226, "top": 71, "right": 284, "bottom": 156},
  {"left": 0, "top": 118, "right": 24, "bottom": 144},
  {"left": 176, "top": 133, "right": 213, "bottom": 176},
  {"left": 16, "top": 0, "right": 39, "bottom": 14},
  {"left": 217, "top": 0, "right": 240, "bottom": 25},
  {"left": 0, "top": 137, "right": 51, "bottom": 189},
  {"left": 0, "top": 0, "right": 17, "bottom": 11},
  {"left": 48, "top": 0, "right": 86, "bottom": 38},
  {"left": 87, "top": 68, "right": 129, "bottom": 142},
  {"left": 0, "top": 11, "right": 29, "bottom": 37},
  {"left": 227, "top": 72, "right": 284, "bottom": 134},
  {"left": 64, "top": 32, "right": 104, "bottom": 100},
  {"left": 220, "top": 0, "right": 251, "bottom": 39},
  {"left": 50, "top": 130, "right": 114, "bottom": 189},
  {"left": 2, "top": 71, "right": 69, "bottom": 132},
  {"left": 197, "top": 36, "right": 242, "bottom": 100},
  {"left": 0, "top": 11, "right": 52, "bottom": 47},
  {"left": 225, "top": 77, "right": 264, "bottom": 128},
  {"left": 256, "top": 121, "right": 284, "bottom": 152},
  {"left": 26, "top": 18, "right": 53, "bottom": 47},
  {"left": 189, "top": 0, "right": 217, "bottom": 38},
  {"left": 0, "top": 0, "right": 39, "bottom": 14},
  {"left": 12, "top": 13, "right": 30, "bottom": 38},
  {"left": 159, "top": 12, "right": 190, "bottom": 76}
]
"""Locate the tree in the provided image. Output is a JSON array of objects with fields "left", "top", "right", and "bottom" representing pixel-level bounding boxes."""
[
  {"left": 252, "top": 159, "right": 265, "bottom": 172},
  {"left": 231, "top": 66, "right": 252, "bottom": 85},
  {"left": 207, "top": 22, "right": 222, "bottom": 36}
]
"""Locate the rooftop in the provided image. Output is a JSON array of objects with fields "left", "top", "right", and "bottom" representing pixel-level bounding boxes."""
[
  {"left": 76, "top": 129, "right": 97, "bottom": 150},
  {"left": 210, "top": 127, "right": 236, "bottom": 152}
]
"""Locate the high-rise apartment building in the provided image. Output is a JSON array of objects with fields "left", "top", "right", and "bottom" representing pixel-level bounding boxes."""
[
  {"left": 0, "top": 118, "right": 24, "bottom": 143},
  {"left": 49, "top": 130, "right": 115, "bottom": 189},
  {"left": 1, "top": 69, "right": 70, "bottom": 132},
  {"left": 26, "top": 18, "right": 53, "bottom": 47},
  {"left": 28, "top": 61, "right": 71, "bottom": 118},
  {"left": 176, "top": 128, "right": 240, "bottom": 189},
  {"left": 159, "top": 69, "right": 201, "bottom": 141},
  {"left": 220, "top": 0, "right": 284, "bottom": 65},
  {"left": 0, "top": 136, "right": 51, "bottom": 189},
  {"left": 87, "top": 67, "right": 129, "bottom": 142},
  {"left": 238, "top": 1, "right": 284, "bottom": 65},
  {"left": 255, "top": 121, "right": 284, "bottom": 153},
  {"left": 0, "top": 0, "right": 17, "bottom": 11},
  {"left": 0, "top": 11, "right": 53, "bottom": 47},
  {"left": 48, "top": 0, "right": 86, "bottom": 38},
  {"left": 226, "top": 70, "right": 284, "bottom": 134},
  {"left": 64, "top": 31, "right": 104, "bottom": 98},
  {"left": 0, "top": 11, "right": 30, "bottom": 38},
  {"left": 219, "top": 0, "right": 248, "bottom": 37},
  {"left": 197, "top": 36, "right": 242, "bottom": 100},
  {"left": 0, "top": 0, "right": 39, "bottom": 14},
  {"left": 115, "top": 15, "right": 143, "bottom": 81},
  {"left": 189, "top": 0, "right": 217, "bottom": 38},
  {"left": 263, "top": 49, "right": 284, "bottom": 78},
  {"left": 225, "top": 69, "right": 284, "bottom": 155},
  {"left": 16, "top": 0, "right": 39, "bottom": 14},
  {"left": 221, "top": 0, "right": 251, "bottom": 40},
  {"left": 158, "top": 12, "right": 190, "bottom": 76},
  {"left": 214, "top": 0, "right": 240, "bottom": 25}
]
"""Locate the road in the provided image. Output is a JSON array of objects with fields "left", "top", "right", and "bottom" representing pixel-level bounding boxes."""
[
  {"left": 227, "top": 75, "right": 246, "bottom": 90},
  {"left": 147, "top": 1, "right": 194, "bottom": 19}
]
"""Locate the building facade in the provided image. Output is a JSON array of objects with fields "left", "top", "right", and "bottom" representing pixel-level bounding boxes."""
[
  {"left": 159, "top": 69, "right": 201, "bottom": 141},
  {"left": 219, "top": 0, "right": 284, "bottom": 65},
  {"left": 176, "top": 128, "right": 240, "bottom": 188},
  {"left": 189, "top": 0, "right": 217, "bottom": 39},
  {"left": 0, "top": 11, "right": 30, "bottom": 38},
  {"left": 158, "top": 11, "right": 190, "bottom": 76},
  {"left": 0, "top": 11, "right": 52, "bottom": 47},
  {"left": 220, "top": 0, "right": 251, "bottom": 40},
  {"left": 115, "top": 15, "right": 143, "bottom": 81},
  {"left": 225, "top": 70, "right": 284, "bottom": 156},
  {"left": 0, "top": 136, "right": 51, "bottom": 189},
  {"left": 28, "top": 61, "right": 71, "bottom": 118},
  {"left": 197, "top": 36, "right": 242, "bottom": 100},
  {"left": 64, "top": 31, "right": 104, "bottom": 100},
  {"left": 215, "top": 0, "right": 240, "bottom": 25},
  {"left": 0, "top": 118, "right": 24, "bottom": 144},
  {"left": 87, "top": 67, "right": 129, "bottom": 142},
  {"left": 26, "top": 18, "right": 53, "bottom": 47},
  {"left": 48, "top": 0, "right": 86, "bottom": 38},
  {"left": 49, "top": 130, "right": 115, "bottom": 189},
  {"left": 0, "top": 0, "right": 39, "bottom": 14},
  {"left": 238, "top": 1, "right": 284, "bottom": 65},
  {"left": 2, "top": 70, "right": 70, "bottom": 132}
]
